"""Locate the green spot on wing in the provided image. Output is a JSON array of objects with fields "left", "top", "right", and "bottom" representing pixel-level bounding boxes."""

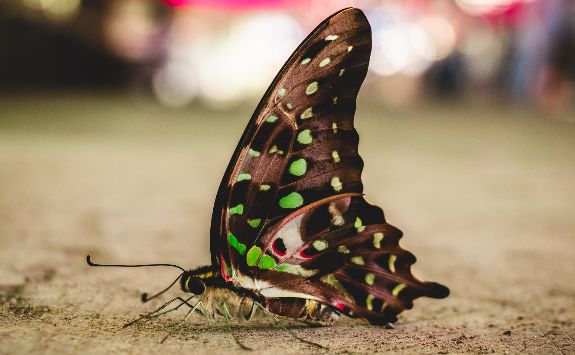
[
  {"left": 355, "top": 217, "right": 365, "bottom": 232},
  {"left": 259, "top": 184, "right": 270, "bottom": 191},
  {"left": 305, "top": 82, "right": 318, "bottom": 95},
  {"left": 247, "top": 218, "right": 261, "bottom": 228},
  {"left": 319, "top": 57, "right": 331, "bottom": 67},
  {"left": 373, "top": 233, "right": 384, "bottom": 249},
  {"left": 278, "top": 88, "right": 286, "bottom": 97},
  {"left": 267, "top": 115, "right": 278, "bottom": 123},
  {"left": 366, "top": 294, "right": 374, "bottom": 311},
  {"left": 332, "top": 150, "right": 340, "bottom": 163},
  {"left": 392, "top": 284, "right": 406, "bottom": 297},
  {"left": 229, "top": 204, "right": 244, "bottom": 215},
  {"left": 279, "top": 192, "right": 303, "bottom": 209},
  {"left": 301, "top": 58, "right": 311, "bottom": 65},
  {"left": 228, "top": 232, "right": 246, "bottom": 255},
  {"left": 248, "top": 149, "right": 260, "bottom": 157},
  {"left": 337, "top": 245, "right": 350, "bottom": 254},
  {"left": 365, "top": 273, "right": 375, "bottom": 285},
  {"left": 331, "top": 176, "right": 342, "bottom": 192},
  {"left": 388, "top": 254, "right": 397, "bottom": 273},
  {"left": 288, "top": 159, "right": 307, "bottom": 176},
  {"left": 275, "top": 263, "right": 317, "bottom": 276},
  {"left": 258, "top": 255, "right": 276, "bottom": 270},
  {"left": 312, "top": 240, "right": 328, "bottom": 251},
  {"left": 237, "top": 173, "right": 251, "bottom": 182},
  {"left": 297, "top": 129, "right": 312, "bottom": 145},
  {"left": 300, "top": 107, "right": 313, "bottom": 119},
  {"left": 246, "top": 246, "right": 262, "bottom": 266},
  {"left": 275, "top": 264, "right": 291, "bottom": 272}
]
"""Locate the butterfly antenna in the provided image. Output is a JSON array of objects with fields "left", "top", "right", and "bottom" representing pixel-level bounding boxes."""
[
  {"left": 86, "top": 255, "right": 186, "bottom": 272},
  {"left": 140, "top": 274, "right": 182, "bottom": 303},
  {"left": 86, "top": 255, "right": 186, "bottom": 303}
]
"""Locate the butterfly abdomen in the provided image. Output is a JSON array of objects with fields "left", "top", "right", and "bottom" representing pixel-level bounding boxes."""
[{"left": 265, "top": 298, "right": 339, "bottom": 325}]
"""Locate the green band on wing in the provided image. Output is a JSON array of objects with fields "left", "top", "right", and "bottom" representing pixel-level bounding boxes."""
[
  {"left": 246, "top": 246, "right": 262, "bottom": 266},
  {"left": 275, "top": 263, "right": 317, "bottom": 277},
  {"left": 257, "top": 255, "right": 276, "bottom": 270},
  {"left": 228, "top": 232, "right": 246, "bottom": 255}
]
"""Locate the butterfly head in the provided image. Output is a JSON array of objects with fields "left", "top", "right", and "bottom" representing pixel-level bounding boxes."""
[{"left": 180, "top": 271, "right": 207, "bottom": 295}]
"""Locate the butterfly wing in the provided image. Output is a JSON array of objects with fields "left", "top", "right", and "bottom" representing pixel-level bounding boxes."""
[
  {"left": 210, "top": 7, "right": 370, "bottom": 277},
  {"left": 209, "top": 7, "right": 449, "bottom": 324},
  {"left": 254, "top": 194, "right": 449, "bottom": 324}
]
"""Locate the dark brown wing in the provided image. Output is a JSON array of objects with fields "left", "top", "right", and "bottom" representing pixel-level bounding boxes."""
[{"left": 209, "top": 8, "right": 371, "bottom": 279}]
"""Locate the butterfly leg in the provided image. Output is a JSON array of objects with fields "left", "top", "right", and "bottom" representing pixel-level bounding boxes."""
[
  {"left": 160, "top": 300, "right": 205, "bottom": 343},
  {"left": 253, "top": 301, "right": 327, "bottom": 349},
  {"left": 238, "top": 296, "right": 257, "bottom": 321},
  {"left": 123, "top": 296, "right": 196, "bottom": 328},
  {"left": 217, "top": 302, "right": 252, "bottom": 350}
]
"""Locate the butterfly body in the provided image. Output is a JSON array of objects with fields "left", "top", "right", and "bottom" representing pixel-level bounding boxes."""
[{"left": 180, "top": 267, "right": 339, "bottom": 325}]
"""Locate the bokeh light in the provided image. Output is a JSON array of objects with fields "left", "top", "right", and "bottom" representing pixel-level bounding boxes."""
[{"left": 2, "top": 0, "right": 574, "bottom": 108}]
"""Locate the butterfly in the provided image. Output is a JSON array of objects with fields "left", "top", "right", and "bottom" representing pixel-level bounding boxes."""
[{"left": 88, "top": 6, "right": 448, "bottom": 337}]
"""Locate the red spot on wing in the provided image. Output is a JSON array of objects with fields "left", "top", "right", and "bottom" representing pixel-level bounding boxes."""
[
  {"left": 299, "top": 246, "right": 319, "bottom": 259},
  {"left": 220, "top": 252, "right": 231, "bottom": 281},
  {"left": 272, "top": 238, "right": 287, "bottom": 257},
  {"left": 332, "top": 301, "right": 346, "bottom": 311}
]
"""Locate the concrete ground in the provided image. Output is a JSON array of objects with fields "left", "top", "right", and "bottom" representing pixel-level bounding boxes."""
[{"left": 0, "top": 95, "right": 574, "bottom": 353}]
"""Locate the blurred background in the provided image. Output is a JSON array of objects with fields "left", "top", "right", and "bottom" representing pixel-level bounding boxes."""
[
  {"left": 1, "top": 1, "right": 575, "bottom": 352},
  {"left": 1, "top": 0, "right": 574, "bottom": 107}
]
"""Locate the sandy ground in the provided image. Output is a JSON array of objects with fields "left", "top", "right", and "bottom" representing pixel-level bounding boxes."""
[{"left": 0, "top": 95, "right": 574, "bottom": 354}]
